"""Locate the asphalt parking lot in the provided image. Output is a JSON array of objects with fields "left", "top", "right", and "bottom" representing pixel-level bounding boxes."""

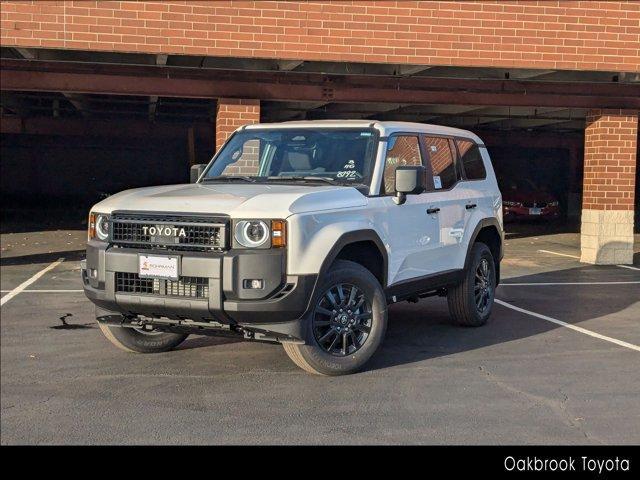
[{"left": 1, "top": 223, "right": 639, "bottom": 445}]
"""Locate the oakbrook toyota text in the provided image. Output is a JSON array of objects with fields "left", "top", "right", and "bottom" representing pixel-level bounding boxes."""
[
  {"left": 505, "top": 456, "right": 631, "bottom": 474},
  {"left": 82, "top": 121, "right": 504, "bottom": 375}
]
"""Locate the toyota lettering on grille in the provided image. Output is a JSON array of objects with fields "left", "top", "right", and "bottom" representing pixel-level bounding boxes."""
[{"left": 142, "top": 226, "right": 187, "bottom": 238}]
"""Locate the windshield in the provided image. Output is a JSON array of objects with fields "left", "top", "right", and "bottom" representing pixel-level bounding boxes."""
[{"left": 202, "top": 128, "right": 379, "bottom": 186}]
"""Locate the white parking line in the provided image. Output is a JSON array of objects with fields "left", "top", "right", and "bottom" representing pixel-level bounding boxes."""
[
  {"left": 495, "top": 299, "right": 640, "bottom": 352},
  {"left": 500, "top": 281, "right": 640, "bottom": 286},
  {"left": 0, "top": 258, "right": 65, "bottom": 306},
  {"left": 537, "top": 250, "right": 640, "bottom": 272},
  {"left": 617, "top": 264, "right": 640, "bottom": 271},
  {"left": 0, "top": 289, "right": 83, "bottom": 293},
  {"left": 537, "top": 249, "right": 580, "bottom": 259}
]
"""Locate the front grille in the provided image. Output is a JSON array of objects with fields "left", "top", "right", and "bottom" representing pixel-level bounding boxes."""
[
  {"left": 110, "top": 212, "right": 227, "bottom": 252},
  {"left": 115, "top": 272, "right": 209, "bottom": 299}
]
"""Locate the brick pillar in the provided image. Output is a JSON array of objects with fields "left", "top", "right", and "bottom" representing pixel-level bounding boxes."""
[
  {"left": 581, "top": 109, "right": 638, "bottom": 264},
  {"left": 215, "top": 98, "right": 260, "bottom": 152}
]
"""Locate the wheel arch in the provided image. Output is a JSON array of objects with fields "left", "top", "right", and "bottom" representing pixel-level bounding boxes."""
[
  {"left": 464, "top": 218, "right": 503, "bottom": 285},
  {"left": 319, "top": 230, "right": 388, "bottom": 288}
]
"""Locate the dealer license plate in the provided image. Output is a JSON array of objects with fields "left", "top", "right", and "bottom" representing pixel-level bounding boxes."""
[
  {"left": 529, "top": 208, "right": 542, "bottom": 215},
  {"left": 138, "top": 254, "right": 180, "bottom": 281}
]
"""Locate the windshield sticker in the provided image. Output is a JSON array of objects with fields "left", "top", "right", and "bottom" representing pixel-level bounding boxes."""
[
  {"left": 433, "top": 176, "right": 443, "bottom": 189},
  {"left": 336, "top": 170, "right": 357, "bottom": 179},
  {"left": 343, "top": 160, "right": 355, "bottom": 169}
]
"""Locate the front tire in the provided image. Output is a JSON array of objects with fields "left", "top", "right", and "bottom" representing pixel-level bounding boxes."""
[
  {"left": 447, "top": 242, "right": 496, "bottom": 327},
  {"left": 98, "top": 323, "right": 188, "bottom": 353},
  {"left": 283, "top": 260, "right": 387, "bottom": 375}
]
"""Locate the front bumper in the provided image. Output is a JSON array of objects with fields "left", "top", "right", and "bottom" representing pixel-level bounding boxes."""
[{"left": 82, "top": 241, "right": 316, "bottom": 342}]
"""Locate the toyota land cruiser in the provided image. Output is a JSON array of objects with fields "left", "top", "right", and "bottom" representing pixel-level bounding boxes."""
[{"left": 82, "top": 121, "right": 503, "bottom": 375}]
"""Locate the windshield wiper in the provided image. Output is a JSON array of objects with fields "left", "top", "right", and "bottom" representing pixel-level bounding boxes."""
[
  {"left": 268, "top": 176, "right": 340, "bottom": 185},
  {"left": 201, "top": 175, "right": 260, "bottom": 183}
]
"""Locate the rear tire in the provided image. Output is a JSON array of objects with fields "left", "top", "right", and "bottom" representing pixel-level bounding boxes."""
[
  {"left": 283, "top": 260, "right": 387, "bottom": 375},
  {"left": 98, "top": 323, "right": 188, "bottom": 353},
  {"left": 447, "top": 242, "right": 495, "bottom": 327}
]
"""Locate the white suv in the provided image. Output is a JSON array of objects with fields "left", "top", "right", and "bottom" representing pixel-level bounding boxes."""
[{"left": 82, "top": 121, "right": 503, "bottom": 375}]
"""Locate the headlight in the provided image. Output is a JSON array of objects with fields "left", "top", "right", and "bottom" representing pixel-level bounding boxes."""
[
  {"left": 88, "top": 212, "right": 110, "bottom": 241},
  {"left": 235, "top": 220, "right": 270, "bottom": 248},
  {"left": 548, "top": 201, "right": 559, "bottom": 207},
  {"left": 502, "top": 201, "right": 522, "bottom": 207},
  {"left": 233, "top": 219, "right": 286, "bottom": 249}
]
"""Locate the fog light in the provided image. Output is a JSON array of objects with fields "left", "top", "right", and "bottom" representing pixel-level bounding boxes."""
[{"left": 243, "top": 279, "right": 264, "bottom": 289}]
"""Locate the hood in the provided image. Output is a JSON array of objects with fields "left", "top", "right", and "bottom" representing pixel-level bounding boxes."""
[{"left": 91, "top": 182, "right": 368, "bottom": 218}]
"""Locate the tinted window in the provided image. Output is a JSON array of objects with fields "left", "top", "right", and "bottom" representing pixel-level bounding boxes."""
[
  {"left": 423, "top": 136, "right": 457, "bottom": 189},
  {"left": 457, "top": 139, "right": 486, "bottom": 180},
  {"left": 382, "top": 135, "right": 423, "bottom": 194}
]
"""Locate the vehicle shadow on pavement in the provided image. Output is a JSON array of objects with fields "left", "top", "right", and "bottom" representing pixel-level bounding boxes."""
[
  {"left": 177, "top": 334, "right": 246, "bottom": 350},
  {"left": 0, "top": 249, "right": 85, "bottom": 266},
  {"left": 365, "top": 265, "right": 639, "bottom": 373}
]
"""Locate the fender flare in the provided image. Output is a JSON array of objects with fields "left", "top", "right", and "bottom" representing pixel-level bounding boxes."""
[
  {"left": 297, "top": 229, "right": 389, "bottom": 321},
  {"left": 463, "top": 218, "right": 504, "bottom": 284}
]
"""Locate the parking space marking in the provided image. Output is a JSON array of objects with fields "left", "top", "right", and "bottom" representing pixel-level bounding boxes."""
[
  {"left": 500, "top": 281, "right": 640, "bottom": 286},
  {"left": 537, "top": 249, "right": 580, "bottom": 259},
  {"left": 0, "top": 289, "right": 83, "bottom": 293},
  {"left": 495, "top": 299, "right": 640, "bottom": 352},
  {"left": 0, "top": 258, "right": 65, "bottom": 306},
  {"left": 617, "top": 264, "right": 640, "bottom": 271}
]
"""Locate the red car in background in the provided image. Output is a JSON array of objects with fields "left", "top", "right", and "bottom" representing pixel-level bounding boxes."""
[{"left": 500, "top": 178, "right": 560, "bottom": 221}]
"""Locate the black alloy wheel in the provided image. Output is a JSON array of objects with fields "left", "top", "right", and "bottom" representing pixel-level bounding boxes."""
[
  {"left": 312, "top": 283, "right": 372, "bottom": 356},
  {"left": 474, "top": 257, "right": 493, "bottom": 314}
]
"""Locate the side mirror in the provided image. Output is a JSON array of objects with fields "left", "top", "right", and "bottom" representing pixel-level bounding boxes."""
[
  {"left": 393, "top": 166, "right": 426, "bottom": 205},
  {"left": 190, "top": 164, "right": 207, "bottom": 183}
]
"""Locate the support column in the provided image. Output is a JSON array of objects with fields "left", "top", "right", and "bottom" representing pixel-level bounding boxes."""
[
  {"left": 215, "top": 98, "right": 260, "bottom": 152},
  {"left": 567, "top": 146, "right": 582, "bottom": 218},
  {"left": 581, "top": 109, "right": 638, "bottom": 264}
]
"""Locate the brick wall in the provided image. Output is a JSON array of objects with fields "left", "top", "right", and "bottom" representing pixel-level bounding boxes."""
[
  {"left": 423, "top": 136, "right": 453, "bottom": 176},
  {"left": 1, "top": 1, "right": 638, "bottom": 72},
  {"left": 215, "top": 97, "right": 260, "bottom": 150},
  {"left": 582, "top": 109, "right": 638, "bottom": 211},
  {"left": 382, "top": 135, "right": 421, "bottom": 193},
  {"left": 215, "top": 98, "right": 260, "bottom": 174}
]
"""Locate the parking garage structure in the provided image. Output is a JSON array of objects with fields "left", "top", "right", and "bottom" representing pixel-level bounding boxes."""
[{"left": 1, "top": 1, "right": 638, "bottom": 263}]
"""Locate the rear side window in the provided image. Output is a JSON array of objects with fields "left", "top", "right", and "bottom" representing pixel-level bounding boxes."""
[
  {"left": 382, "top": 135, "right": 423, "bottom": 194},
  {"left": 456, "top": 139, "right": 486, "bottom": 180},
  {"left": 423, "top": 136, "right": 457, "bottom": 190}
]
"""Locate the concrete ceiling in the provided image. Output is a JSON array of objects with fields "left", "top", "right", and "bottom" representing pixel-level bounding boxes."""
[
  {"left": 260, "top": 101, "right": 589, "bottom": 132},
  {"left": 3, "top": 46, "right": 627, "bottom": 133},
  {"left": 3, "top": 47, "right": 637, "bottom": 84}
]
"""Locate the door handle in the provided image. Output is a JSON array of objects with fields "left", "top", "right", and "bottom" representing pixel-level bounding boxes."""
[
  {"left": 426, "top": 207, "right": 440, "bottom": 214},
  {"left": 465, "top": 203, "right": 477, "bottom": 210}
]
